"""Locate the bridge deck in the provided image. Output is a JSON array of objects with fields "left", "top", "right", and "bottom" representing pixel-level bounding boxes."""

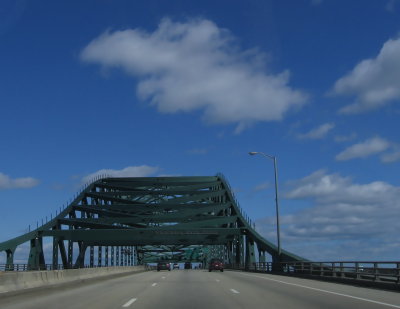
[{"left": 1, "top": 270, "right": 399, "bottom": 309}]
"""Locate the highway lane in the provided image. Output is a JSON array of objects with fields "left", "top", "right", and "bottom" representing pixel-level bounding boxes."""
[{"left": 1, "top": 269, "right": 399, "bottom": 309}]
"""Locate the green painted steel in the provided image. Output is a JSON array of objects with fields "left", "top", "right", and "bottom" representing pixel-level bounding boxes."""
[{"left": 0, "top": 175, "right": 305, "bottom": 270}]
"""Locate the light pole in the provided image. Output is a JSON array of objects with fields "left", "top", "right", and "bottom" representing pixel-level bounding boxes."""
[{"left": 249, "top": 151, "right": 281, "bottom": 260}]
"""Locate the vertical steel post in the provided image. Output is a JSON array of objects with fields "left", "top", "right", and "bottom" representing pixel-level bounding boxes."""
[
  {"left": 105, "top": 246, "right": 109, "bottom": 266},
  {"left": 272, "top": 156, "right": 281, "bottom": 259},
  {"left": 90, "top": 246, "right": 94, "bottom": 267}
]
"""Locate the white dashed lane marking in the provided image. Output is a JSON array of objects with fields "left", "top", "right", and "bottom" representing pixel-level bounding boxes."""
[
  {"left": 122, "top": 298, "right": 137, "bottom": 307},
  {"left": 230, "top": 289, "right": 240, "bottom": 294}
]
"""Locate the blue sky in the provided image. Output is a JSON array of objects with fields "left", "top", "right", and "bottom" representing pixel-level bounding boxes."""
[{"left": 1, "top": 0, "right": 400, "bottom": 262}]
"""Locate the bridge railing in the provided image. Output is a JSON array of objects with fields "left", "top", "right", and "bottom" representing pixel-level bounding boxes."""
[
  {"left": 229, "top": 261, "right": 400, "bottom": 285},
  {"left": 0, "top": 264, "right": 66, "bottom": 271},
  {"left": 0, "top": 264, "right": 152, "bottom": 272}
]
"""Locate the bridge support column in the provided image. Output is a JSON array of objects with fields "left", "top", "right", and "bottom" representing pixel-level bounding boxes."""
[
  {"left": 134, "top": 246, "right": 138, "bottom": 265},
  {"left": 245, "top": 238, "right": 255, "bottom": 270},
  {"left": 28, "top": 236, "right": 45, "bottom": 270},
  {"left": 98, "top": 246, "right": 103, "bottom": 267},
  {"left": 259, "top": 250, "right": 266, "bottom": 263},
  {"left": 105, "top": 246, "right": 109, "bottom": 266},
  {"left": 226, "top": 242, "right": 233, "bottom": 265},
  {"left": 90, "top": 245, "right": 94, "bottom": 267},
  {"left": 111, "top": 246, "right": 115, "bottom": 266},
  {"left": 68, "top": 240, "right": 73, "bottom": 269},
  {"left": 74, "top": 242, "right": 86, "bottom": 268},
  {"left": 59, "top": 240, "right": 68, "bottom": 269},
  {"left": 271, "top": 254, "right": 283, "bottom": 272},
  {"left": 116, "top": 246, "right": 120, "bottom": 266},
  {"left": 5, "top": 247, "right": 16, "bottom": 271},
  {"left": 234, "top": 235, "right": 244, "bottom": 268},
  {"left": 52, "top": 237, "right": 59, "bottom": 270}
]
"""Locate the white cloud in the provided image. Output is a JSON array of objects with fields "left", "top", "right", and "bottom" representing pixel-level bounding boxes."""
[
  {"left": 81, "top": 18, "right": 307, "bottom": 132},
  {"left": 0, "top": 172, "right": 39, "bottom": 190},
  {"left": 297, "top": 122, "right": 335, "bottom": 140},
  {"left": 335, "top": 137, "right": 390, "bottom": 161},
  {"left": 81, "top": 165, "right": 159, "bottom": 184},
  {"left": 285, "top": 169, "right": 395, "bottom": 205},
  {"left": 334, "top": 132, "right": 357, "bottom": 143},
  {"left": 332, "top": 37, "right": 400, "bottom": 114},
  {"left": 385, "top": 0, "right": 398, "bottom": 12},
  {"left": 255, "top": 170, "right": 400, "bottom": 260},
  {"left": 253, "top": 182, "right": 270, "bottom": 192},
  {"left": 284, "top": 171, "right": 400, "bottom": 238},
  {"left": 381, "top": 149, "right": 400, "bottom": 163}
]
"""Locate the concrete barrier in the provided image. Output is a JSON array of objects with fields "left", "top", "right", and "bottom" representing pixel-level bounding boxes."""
[{"left": 0, "top": 266, "right": 146, "bottom": 294}]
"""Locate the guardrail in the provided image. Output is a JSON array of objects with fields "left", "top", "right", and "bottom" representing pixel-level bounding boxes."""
[
  {"left": 0, "top": 264, "right": 152, "bottom": 272},
  {"left": 228, "top": 261, "right": 400, "bottom": 286},
  {"left": 0, "top": 264, "right": 63, "bottom": 271}
]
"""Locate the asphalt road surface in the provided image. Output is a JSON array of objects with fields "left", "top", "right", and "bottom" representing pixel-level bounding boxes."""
[{"left": 1, "top": 269, "right": 399, "bottom": 309}]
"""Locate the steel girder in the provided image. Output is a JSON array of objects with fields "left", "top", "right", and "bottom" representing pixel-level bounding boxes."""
[{"left": 0, "top": 175, "right": 304, "bottom": 269}]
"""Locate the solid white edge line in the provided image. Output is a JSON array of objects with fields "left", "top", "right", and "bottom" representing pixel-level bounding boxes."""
[
  {"left": 230, "top": 289, "right": 240, "bottom": 294},
  {"left": 239, "top": 272, "right": 400, "bottom": 309},
  {"left": 122, "top": 298, "right": 137, "bottom": 307}
]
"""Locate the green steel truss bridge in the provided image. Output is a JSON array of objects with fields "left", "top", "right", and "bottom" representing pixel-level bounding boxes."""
[{"left": 0, "top": 175, "right": 303, "bottom": 270}]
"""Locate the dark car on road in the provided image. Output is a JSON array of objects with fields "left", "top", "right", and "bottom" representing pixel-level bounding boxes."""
[
  {"left": 184, "top": 262, "right": 192, "bottom": 269},
  {"left": 209, "top": 259, "right": 224, "bottom": 272},
  {"left": 157, "top": 262, "right": 171, "bottom": 271},
  {"left": 173, "top": 263, "right": 179, "bottom": 269}
]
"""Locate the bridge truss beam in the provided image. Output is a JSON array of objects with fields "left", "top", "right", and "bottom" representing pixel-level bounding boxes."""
[{"left": 0, "top": 175, "right": 304, "bottom": 270}]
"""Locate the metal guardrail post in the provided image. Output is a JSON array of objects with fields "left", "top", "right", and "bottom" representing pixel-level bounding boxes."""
[
  {"left": 356, "top": 262, "right": 360, "bottom": 279},
  {"left": 396, "top": 263, "right": 400, "bottom": 284},
  {"left": 340, "top": 262, "right": 344, "bottom": 278},
  {"left": 374, "top": 262, "right": 379, "bottom": 281},
  {"left": 332, "top": 262, "right": 336, "bottom": 277}
]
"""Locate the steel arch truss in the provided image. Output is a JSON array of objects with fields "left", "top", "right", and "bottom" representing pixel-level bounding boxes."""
[{"left": 0, "top": 175, "right": 304, "bottom": 270}]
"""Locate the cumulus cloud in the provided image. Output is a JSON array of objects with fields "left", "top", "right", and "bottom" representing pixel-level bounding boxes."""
[
  {"left": 297, "top": 122, "right": 335, "bottom": 140},
  {"left": 335, "top": 137, "right": 390, "bottom": 161},
  {"left": 81, "top": 165, "right": 159, "bottom": 184},
  {"left": 285, "top": 169, "right": 396, "bottom": 205},
  {"left": 381, "top": 149, "right": 400, "bottom": 163},
  {"left": 0, "top": 172, "right": 39, "bottom": 190},
  {"left": 284, "top": 170, "right": 400, "bottom": 237},
  {"left": 334, "top": 132, "right": 357, "bottom": 143},
  {"left": 81, "top": 18, "right": 307, "bottom": 132},
  {"left": 332, "top": 37, "right": 400, "bottom": 114},
  {"left": 255, "top": 170, "right": 400, "bottom": 260}
]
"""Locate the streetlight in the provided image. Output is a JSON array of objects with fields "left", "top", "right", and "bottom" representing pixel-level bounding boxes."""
[{"left": 249, "top": 151, "right": 281, "bottom": 260}]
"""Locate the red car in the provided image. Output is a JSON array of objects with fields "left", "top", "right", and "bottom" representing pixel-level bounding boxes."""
[
  {"left": 208, "top": 259, "right": 224, "bottom": 272},
  {"left": 157, "top": 262, "right": 171, "bottom": 271}
]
